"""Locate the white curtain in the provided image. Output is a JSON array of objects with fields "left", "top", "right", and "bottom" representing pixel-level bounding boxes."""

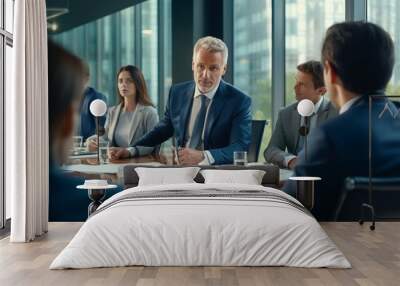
[{"left": 8, "top": 0, "right": 48, "bottom": 242}]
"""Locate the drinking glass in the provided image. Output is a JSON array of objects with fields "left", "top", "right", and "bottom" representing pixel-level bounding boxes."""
[
  {"left": 72, "top": 136, "right": 83, "bottom": 154},
  {"left": 99, "top": 141, "right": 109, "bottom": 164},
  {"left": 234, "top": 151, "right": 247, "bottom": 166}
]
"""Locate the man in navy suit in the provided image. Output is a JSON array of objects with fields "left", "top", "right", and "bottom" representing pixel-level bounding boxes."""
[
  {"left": 284, "top": 21, "right": 400, "bottom": 220},
  {"left": 135, "top": 36, "right": 252, "bottom": 165}
]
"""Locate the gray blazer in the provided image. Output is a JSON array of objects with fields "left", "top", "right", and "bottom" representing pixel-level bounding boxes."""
[
  {"left": 264, "top": 97, "right": 337, "bottom": 168},
  {"left": 104, "top": 103, "right": 159, "bottom": 156}
]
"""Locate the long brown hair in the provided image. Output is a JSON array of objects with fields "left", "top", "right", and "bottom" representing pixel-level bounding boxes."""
[
  {"left": 48, "top": 40, "right": 84, "bottom": 164},
  {"left": 116, "top": 65, "right": 154, "bottom": 107}
]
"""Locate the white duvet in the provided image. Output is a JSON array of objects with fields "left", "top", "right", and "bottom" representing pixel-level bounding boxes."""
[{"left": 50, "top": 183, "right": 351, "bottom": 269}]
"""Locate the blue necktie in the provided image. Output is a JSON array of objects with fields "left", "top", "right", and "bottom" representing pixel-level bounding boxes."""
[{"left": 189, "top": 95, "right": 210, "bottom": 150}]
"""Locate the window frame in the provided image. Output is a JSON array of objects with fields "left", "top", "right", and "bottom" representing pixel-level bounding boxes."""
[
  {"left": 226, "top": 0, "right": 367, "bottom": 128},
  {"left": 51, "top": 0, "right": 172, "bottom": 112},
  {"left": 1, "top": 0, "right": 14, "bottom": 231}
]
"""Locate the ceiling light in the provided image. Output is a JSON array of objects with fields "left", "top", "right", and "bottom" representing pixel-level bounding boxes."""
[{"left": 48, "top": 22, "right": 59, "bottom": 32}]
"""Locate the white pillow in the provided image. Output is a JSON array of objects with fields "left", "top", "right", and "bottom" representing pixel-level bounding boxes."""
[
  {"left": 135, "top": 167, "right": 201, "bottom": 186},
  {"left": 200, "top": 169, "right": 266, "bottom": 185}
]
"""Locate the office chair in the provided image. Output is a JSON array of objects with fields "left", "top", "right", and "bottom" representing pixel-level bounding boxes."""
[
  {"left": 248, "top": 120, "right": 267, "bottom": 163},
  {"left": 334, "top": 176, "right": 400, "bottom": 230},
  {"left": 334, "top": 96, "right": 400, "bottom": 229}
]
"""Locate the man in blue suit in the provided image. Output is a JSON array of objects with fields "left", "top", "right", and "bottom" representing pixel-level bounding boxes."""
[
  {"left": 284, "top": 21, "right": 400, "bottom": 220},
  {"left": 135, "top": 36, "right": 252, "bottom": 165},
  {"left": 78, "top": 62, "right": 107, "bottom": 140}
]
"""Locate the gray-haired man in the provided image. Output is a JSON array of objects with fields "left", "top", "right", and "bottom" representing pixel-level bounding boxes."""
[{"left": 135, "top": 36, "right": 252, "bottom": 165}]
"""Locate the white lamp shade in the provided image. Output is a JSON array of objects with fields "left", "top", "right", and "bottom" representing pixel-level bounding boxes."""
[
  {"left": 89, "top": 99, "right": 107, "bottom": 117},
  {"left": 297, "top": 99, "right": 315, "bottom": 117}
]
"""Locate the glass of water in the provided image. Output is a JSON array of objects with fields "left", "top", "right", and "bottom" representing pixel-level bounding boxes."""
[
  {"left": 234, "top": 151, "right": 247, "bottom": 166},
  {"left": 72, "top": 136, "right": 83, "bottom": 154},
  {"left": 99, "top": 141, "right": 109, "bottom": 164}
]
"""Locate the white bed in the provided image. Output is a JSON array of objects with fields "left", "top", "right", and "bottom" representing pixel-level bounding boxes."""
[{"left": 50, "top": 183, "right": 351, "bottom": 269}]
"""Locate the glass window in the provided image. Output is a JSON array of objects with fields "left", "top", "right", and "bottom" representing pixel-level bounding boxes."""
[
  {"left": 85, "top": 23, "right": 99, "bottom": 88},
  {"left": 141, "top": 0, "right": 158, "bottom": 106},
  {"left": 5, "top": 43, "right": 12, "bottom": 219},
  {"left": 52, "top": 5, "right": 141, "bottom": 106},
  {"left": 51, "top": 1, "right": 167, "bottom": 108},
  {"left": 120, "top": 7, "right": 135, "bottom": 66},
  {"left": 5, "top": 0, "right": 14, "bottom": 33},
  {"left": 368, "top": 0, "right": 400, "bottom": 95},
  {"left": 285, "top": 0, "right": 345, "bottom": 105},
  {"left": 234, "top": 0, "right": 272, "bottom": 162},
  {"left": 97, "top": 14, "right": 115, "bottom": 103}
]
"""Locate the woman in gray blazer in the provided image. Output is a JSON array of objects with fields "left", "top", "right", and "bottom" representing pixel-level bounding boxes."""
[{"left": 87, "top": 65, "right": 159, "bottom": 159}]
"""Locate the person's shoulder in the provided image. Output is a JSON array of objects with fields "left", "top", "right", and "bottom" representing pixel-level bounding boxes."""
[
  {"left": 318, "top": 111, "right": 350, "bottom": 139},
  {"left": 86, "top": 86, "right": 106, "bottom": 100},
  {"left": 171, "top": 81, "right": 195, "bottom": 91},
  {"left": 140, "top": 104, "right": 158, "bottom": 115},
  {"left": 221, "top": 81, "right": 248, "bottom": 98},
  {"left": 310, "top": 101, "right": 363, "bottom": 146},
  {"left": 279, "top": 101, "right": 297, "bottom": 115},
  {"left": 107, "top": 104, "right": 120, "bottom": 114},
  {"left": 219, "top": 81, "right": 251, "bottom": 107}
]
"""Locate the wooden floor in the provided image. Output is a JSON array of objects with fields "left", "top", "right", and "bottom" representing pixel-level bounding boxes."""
[{"left": 0, "top": 222, "right": 399, "bottom": 286}]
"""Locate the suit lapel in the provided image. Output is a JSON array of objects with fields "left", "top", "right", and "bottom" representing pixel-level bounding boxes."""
[
  {"left": 128, "top": 104, "right": 144, "bottom": 145},
  {"left": 179, "top": 83, "right": 195, "bottom": 146},
  {"left": 203, "top": 81, "right": 226, "bottom": 145},
  {"left": 293, "top": 103, "right": 301, "bottom": 151},
  {"left": 316, "top": 97, "right": 330, "bottom": 125},
  {"left": 108, "top": 104, "right": 122, "bottom": 145}
]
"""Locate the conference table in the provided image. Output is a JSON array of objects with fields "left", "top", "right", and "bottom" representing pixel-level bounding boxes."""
[
  {"left": 63, "top": 150, "right": 293, "bottom": 187},
  {"left": 64, "top": 152, "right": 175, "bottom": 184}
]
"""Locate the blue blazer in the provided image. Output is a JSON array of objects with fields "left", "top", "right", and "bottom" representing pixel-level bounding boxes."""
[
  {"left": 284, "top": 96, "right": 400, "bottom": 220},
  {"left": 79, "top": 87, "right": 107, "bottom": 140},
  {"left": 135, "top": 80, "right": 252, "bottom": 164}
]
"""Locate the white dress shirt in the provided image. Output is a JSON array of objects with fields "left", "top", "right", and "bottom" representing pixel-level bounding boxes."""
[
  {"left": 186, "top": 81, "right": 221, "bottom": 165},
  {"left": 339, "top": 96, "right": 359, "bottom": 114}
]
